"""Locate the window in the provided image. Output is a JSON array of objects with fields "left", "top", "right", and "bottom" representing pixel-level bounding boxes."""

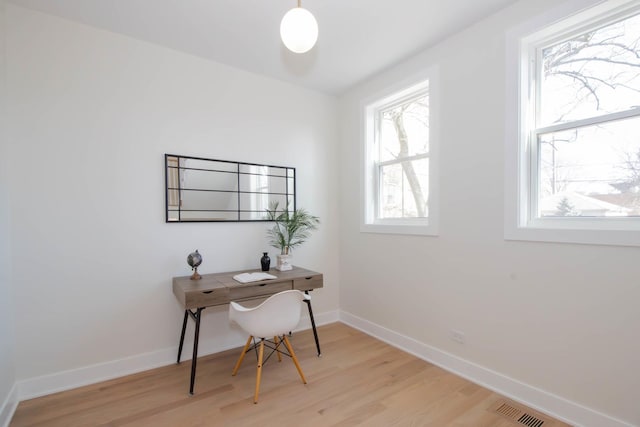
[
  {"left": 362, "top": 77, "right": 438, "bottom": 235},
  {"left": 506, "top": 0, "right": 640, "bottom": 246}
]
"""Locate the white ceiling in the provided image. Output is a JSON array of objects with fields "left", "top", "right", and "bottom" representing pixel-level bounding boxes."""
[{"left": 7, "top": 0, "right": 521, "bottom": 95}]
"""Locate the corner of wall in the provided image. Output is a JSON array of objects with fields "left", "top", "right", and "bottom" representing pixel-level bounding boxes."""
[
  {"left": 0, "top": 1, "right": 19, "bottom": 426},
  {"left": 0, "top": 384, "right": 18, "bottom": 427}
]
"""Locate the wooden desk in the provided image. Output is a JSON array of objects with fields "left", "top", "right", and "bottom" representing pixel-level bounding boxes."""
[{"left": 172, "top": 266, "right": 323, "bottom": 394}]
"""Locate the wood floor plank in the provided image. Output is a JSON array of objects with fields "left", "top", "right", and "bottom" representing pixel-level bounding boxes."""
[{"left": 10, "top": 323, "right": 571, "bottom": 426}]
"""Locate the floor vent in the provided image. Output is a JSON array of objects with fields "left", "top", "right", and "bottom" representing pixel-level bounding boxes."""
[
  {"left": 517, "top": 413, "right": 545, "bottom": 427},
  {"left": 489, "top": 399, "right": 554, "bottom": 427}
]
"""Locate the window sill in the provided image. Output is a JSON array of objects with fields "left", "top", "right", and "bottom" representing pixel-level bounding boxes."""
[
  {"left": 360, "top": 221, "right": 438, "bottom": 236},
  {"left": 504, "top": 222, "right": 640, "bottom": 247}
]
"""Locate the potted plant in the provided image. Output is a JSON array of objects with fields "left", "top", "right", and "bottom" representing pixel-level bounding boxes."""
[{"left": 265, "top": 201, "right": 319, "bottom": 271}]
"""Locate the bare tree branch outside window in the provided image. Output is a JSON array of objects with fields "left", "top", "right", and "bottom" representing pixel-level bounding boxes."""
[
  {"left": 537, "top": 12, "right": 640, "bottom": 217},
  {"left": 380, "top": 94, "right": 429, "bottom": 219}
]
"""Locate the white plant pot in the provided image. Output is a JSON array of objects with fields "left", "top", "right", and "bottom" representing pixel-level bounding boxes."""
[{"left": 276, "top": 254, "right": 293, "bottom": 271}]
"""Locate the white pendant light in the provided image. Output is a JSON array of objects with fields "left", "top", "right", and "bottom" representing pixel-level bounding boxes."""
[{"left": 280, "top": 0, "right": 318, "bottom": 54}]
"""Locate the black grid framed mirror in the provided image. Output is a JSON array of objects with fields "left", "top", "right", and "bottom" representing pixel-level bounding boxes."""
[{"left": 165, "top": 154, "right": 295, "bottom": 222}]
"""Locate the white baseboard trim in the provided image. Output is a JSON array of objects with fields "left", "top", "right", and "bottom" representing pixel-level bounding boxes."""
[
  {"left": 18, "top": 347, "right": 180, "bottom": 401},
  {"left": 303, "top": 309, "right": 340, "bottom": 331},
  {"left": 339, "top": 310, "right": 633, "bottom": 427},
  {"left": 0, "top": 383, "right": 18, "bottom": 427},
  {"left": 16, "top": 309, "right": 339, "bottom": 403}
]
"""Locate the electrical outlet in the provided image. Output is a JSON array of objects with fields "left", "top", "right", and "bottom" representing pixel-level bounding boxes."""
[{"left": 450, "top": 330, "right": 465, "bottom": 344}]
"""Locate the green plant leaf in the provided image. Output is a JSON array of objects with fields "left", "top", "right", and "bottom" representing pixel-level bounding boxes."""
[{"left": 265, "top": 200, "right": 319, "bottom": 254}]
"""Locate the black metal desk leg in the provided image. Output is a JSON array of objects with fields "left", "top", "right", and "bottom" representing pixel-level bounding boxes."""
[
  {"left": 304, "top": 291, "right": 321, "bottom": 357},
  {"left": 177, "top": 310, "right": 189, "bottom": 364},
  {"left": 189, "top": 308, "right": 203, "bottom": 395}
]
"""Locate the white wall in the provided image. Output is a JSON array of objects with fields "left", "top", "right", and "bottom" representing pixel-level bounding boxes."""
[
  {"left": 339, "top": 0, "right": 640, "bottom": 426},
  {"left": 5, "top": 4, "right": 339, "bottom": 396},
  {"left": 0, "top": 0, "right": 18, "bottom": 424},
  {"left": 6, "top": 1, "right": 640, "bottom": 426}
]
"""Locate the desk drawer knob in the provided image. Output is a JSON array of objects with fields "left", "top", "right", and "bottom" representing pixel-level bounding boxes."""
[{"left": 202, "top": 290, "right": 213, "bottom": 294}]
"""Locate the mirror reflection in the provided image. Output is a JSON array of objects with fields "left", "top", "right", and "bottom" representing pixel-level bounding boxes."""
[{"left": 165, "top": 154, "right": 295, "bottom": 222}]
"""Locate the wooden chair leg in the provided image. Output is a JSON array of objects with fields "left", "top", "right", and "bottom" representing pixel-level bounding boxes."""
[
  {"left": 274, "top": 336, "right": 282, "bottom": 362},
  {"left": 232, "top": 336, "right": 253, "bottom": 376},
  {"left": 254, "top": 339, "right": 265, "bottom": 404},
  {"left": 283, "top": 335, "right": 307, "bottom": 384}
]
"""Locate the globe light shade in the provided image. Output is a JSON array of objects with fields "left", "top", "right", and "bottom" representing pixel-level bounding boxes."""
[{"left": 280, "top": 7, "right": 318, "bottom": 54}]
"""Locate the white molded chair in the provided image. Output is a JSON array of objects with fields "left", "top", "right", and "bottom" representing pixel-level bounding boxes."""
[{"left": 229, "top": 290, "right": 309, "bottom": 403}]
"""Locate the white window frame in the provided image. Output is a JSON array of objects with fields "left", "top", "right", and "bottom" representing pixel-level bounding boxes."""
[
  {"left": 505, "top": 0, "right": 640, "bottom": 247},
  {"left": 361, "top": 71, "right": 439, "bottom": 236}
]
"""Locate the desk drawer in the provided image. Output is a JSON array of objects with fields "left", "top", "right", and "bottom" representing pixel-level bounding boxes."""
[
  {"left": 293, "top": 274, "right": 323, "bottom": 291},
  {"left": 229, "top": 281, "right": 293, "bottom": 301},
  {"left": 184, "top": 287, "right": 230, "bottom": 309}
]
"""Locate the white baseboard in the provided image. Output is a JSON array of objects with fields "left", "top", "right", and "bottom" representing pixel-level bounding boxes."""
[
  {"left": 302, "top": 309, "right": 340, "bottom": 332},
  {"left": 16, "top": 309, "right": 339, "bottom": 402},
  {"left": 0, "top": 383, "right": 18, "bottom": 427},
  {"left": 339, "top": 310, "right": 633, "bottom": 427},
  {"left": 18, "top": 346, "right": 181, "bottom": 401}
]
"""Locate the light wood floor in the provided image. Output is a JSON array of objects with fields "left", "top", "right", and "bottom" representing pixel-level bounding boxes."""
[{"left": 11, "top": 323, "right": 571, "bottom": 426}]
